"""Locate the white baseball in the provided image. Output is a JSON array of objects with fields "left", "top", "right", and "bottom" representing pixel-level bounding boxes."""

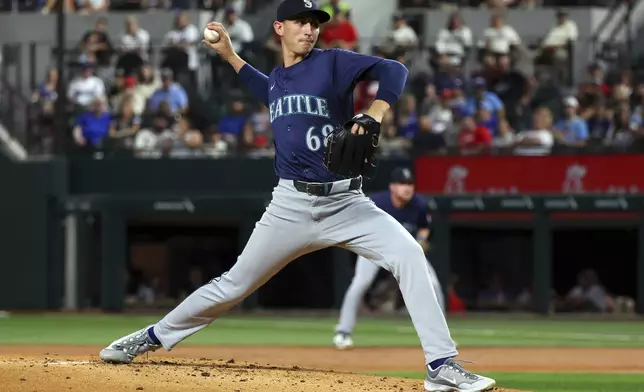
[{"left": 203, "top": 27, "right": 220, "bottom": 43}]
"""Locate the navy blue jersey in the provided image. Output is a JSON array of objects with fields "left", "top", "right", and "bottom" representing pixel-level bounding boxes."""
[
  {"left": 370, "top": 191, "right": 431, "bottom": 238},
  {"left": 268, "top": 48, "right": 382, "bottom": 182}
]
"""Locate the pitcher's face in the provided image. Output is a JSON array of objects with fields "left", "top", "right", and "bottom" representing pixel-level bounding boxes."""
[{"left": 276, "top": 15, "right": 320, "bottom": 56}]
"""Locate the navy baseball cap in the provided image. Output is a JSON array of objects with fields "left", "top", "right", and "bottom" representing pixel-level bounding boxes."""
[
  {"left": 390, "top": 167, "right": 415, "bottom": 184},
  {"left": 277, "top": 0, "right": 331, "bottom": 23}
]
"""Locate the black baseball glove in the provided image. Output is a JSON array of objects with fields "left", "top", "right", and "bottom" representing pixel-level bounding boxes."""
[{"left": 323, "top": 114, "right": 381, "bottom": 178}]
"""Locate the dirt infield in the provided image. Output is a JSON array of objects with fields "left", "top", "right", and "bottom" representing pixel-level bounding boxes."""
[{"left": 1, "top": 345, "right": 643, "bottom": 392}]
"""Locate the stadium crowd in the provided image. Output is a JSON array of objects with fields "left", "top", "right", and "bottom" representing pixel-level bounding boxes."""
[{"left": 25, "top": 0, "right": 641, "bottom": 159}]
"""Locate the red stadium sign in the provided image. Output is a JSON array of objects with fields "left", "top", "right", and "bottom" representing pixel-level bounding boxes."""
[{"left": 414, "top": 154, "right": 643, "bottom": 195}]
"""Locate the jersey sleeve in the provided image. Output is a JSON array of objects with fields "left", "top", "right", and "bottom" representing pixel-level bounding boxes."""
[
  {"left": 417, "top": 198, "right": 431, "bottom": 229},
  {"left": 332, "top": 49, "right": 383, "bottom": 93},
  {"left": 238, "top": 64, "right": 269, "bottom": 107}
]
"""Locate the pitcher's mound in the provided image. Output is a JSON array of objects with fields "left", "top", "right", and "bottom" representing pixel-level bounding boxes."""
[{"left": 0, "top": 356, "right": 524, "bottom": 392}]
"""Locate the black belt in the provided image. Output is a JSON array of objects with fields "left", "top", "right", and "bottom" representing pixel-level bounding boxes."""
[{"left": 293, "top": 177, "right": 362, "bottom": 196}]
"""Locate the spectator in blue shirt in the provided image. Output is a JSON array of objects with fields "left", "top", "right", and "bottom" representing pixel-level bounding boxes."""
[
  {"left": 475, "top": 100, "right": 499, "bottom": 136},
  {"left": 73, "top": 96, "right": 114, "bottom": 148},
  {"left": 147, "top": 68, "right": 188, "bottom": 115},
  {"left": 464, "top": 77, "right": 505, "bottom": 129},
  {"left": 217, "top": 99, "right": 249, "bottom": 146},
  {"left": 553, "top": 96, "right": 589, "bottom": 147}
]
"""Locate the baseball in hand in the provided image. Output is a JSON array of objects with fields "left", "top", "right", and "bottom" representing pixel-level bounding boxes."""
[{"left": 203, "top": 27, "right": 220, "bottom": 43}]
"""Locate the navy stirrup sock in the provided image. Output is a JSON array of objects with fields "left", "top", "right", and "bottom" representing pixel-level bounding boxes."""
[
  {"left": 147, "top": 326, "right": 161, "bottom": 345},
  {"left": 429, "top": 357, "right": 449, "bottom": 370}
]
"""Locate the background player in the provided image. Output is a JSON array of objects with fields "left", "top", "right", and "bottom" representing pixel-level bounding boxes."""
[
  {"left": 333, "top": 167, "right": 444, "bottom": 350},
  {"left": 98, "top": 1, "right": 495, "bottom": 390}
]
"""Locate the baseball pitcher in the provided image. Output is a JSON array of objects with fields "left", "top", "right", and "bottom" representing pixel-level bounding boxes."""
[{"left": 98, "top": 1, "right": 495, "bottom": 391}]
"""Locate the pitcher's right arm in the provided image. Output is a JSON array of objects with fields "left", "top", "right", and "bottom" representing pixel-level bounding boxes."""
[{"left": 202, "top": 22, "right": 269, "bottom": 107}]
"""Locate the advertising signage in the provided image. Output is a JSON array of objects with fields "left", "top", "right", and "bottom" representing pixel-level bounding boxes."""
[{"left": 415, "top": 154, "right": 642, "bottom": 195}]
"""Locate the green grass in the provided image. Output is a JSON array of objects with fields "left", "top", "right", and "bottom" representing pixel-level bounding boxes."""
[
  {"left": 1, "top": 314, "right": 643, "bottom": 392},
  {"left": 0, "top": 314, "right": 643, "bottom": 348},
  {"left": 374, "top": 372, "right": 644, "bottom": 392}
]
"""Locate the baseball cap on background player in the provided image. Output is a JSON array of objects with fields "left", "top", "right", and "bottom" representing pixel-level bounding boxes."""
[
  {"left": 276, "top": 0, "right": 331, "bottom": 24},
  {"left": 390, "top": 167, "right": 415, "bottom": 185}
]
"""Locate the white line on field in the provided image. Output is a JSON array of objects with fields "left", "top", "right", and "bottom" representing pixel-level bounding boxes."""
[
  {"left": 393, "top": 327, "right": 644, "bottom": 342},
  {"left": 48, "top": 361, "right": 92, "bottom": 365}
]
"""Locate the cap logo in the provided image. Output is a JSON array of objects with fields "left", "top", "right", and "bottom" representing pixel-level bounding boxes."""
[
  {"left": 402, "top": 168, "right": 411, "bottom": 179},
  {"left": 303, "top": 0, "right": 312, "bottom": 8}
]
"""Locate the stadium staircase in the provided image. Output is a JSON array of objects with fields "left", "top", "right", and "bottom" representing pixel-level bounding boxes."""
[{"left": 590, "top": 0, "right": 644, "bottom": 77}]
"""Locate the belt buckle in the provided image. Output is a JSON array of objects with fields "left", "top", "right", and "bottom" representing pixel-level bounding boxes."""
[{"left": 306, "top": 183, "right": 314, "bottom": 196}]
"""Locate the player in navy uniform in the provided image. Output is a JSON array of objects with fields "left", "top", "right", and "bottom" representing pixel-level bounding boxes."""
[
  {"left": 98, "top": 1, "right": 496, "bottom": 390},
  {"left": 333, "top": 167, "right": 445, "bottom": 350}
]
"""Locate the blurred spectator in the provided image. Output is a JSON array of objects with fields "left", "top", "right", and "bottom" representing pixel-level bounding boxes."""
[
  {"left": 264, "top": 27, "right": 283, "bottom": 70},
  {"left": 31, "top": 67, "right": 59, "bottom": 105},
  {"left": 377, "top": 13, "right": 419, "bottom": 60},
  {"left": 116, "top": 16, "right": 150, "bottom": 75},
  {"left": 447, "top": 274, "right": 466, "bottom": 313},
  {"left": 249, "top": 105, "right": 272, "bottom": 140},
  {"left": 167, "top": 117, "right": 206, "bottom": 158},
  {"left": 412, "top": 115, "right": 447, "bottom": 155},
  {"left": 433, "top": 61, "right": 465, "bottom": 97},
  {"left": 67, "top": 63, "right": 106, "bottom": 109},
  {"left": 475, "top": 102, "right": 497, "bottom": 136},
  {"left": 612, "top": 70, "right": 633, "bottom": 105},
  {"left": 319, "top": 10, "right": 358, "bottom": 51},
  {"left": 419, "top": 83, "right": 439, "bottom": 114},
  {"left": 396, "top": 94, "right": 420, "bottom": 139},
  {"left": 209, "top": 0, "right": 247, "bottom": 20},
  {"left": 110, "top": 95, "right": 142, "bottom": 150},
  {"left": 217, "top": 99, "right": 248, "bottom": 146},
  {"left": 434, "top": 11, "right": 472, "bottom": 67},
  {"left": 135, "top": 63, "right": 162, "bottom": 101},
  {"left": 464, "top": 76, "right": 505, "bottom": 134},
  {"left": 605, "top": 103, "right": 636, "bottom": 148},
  {"left": 513, "top": 106, "right": 554, "bottom": 155},
  {"left": 493, "top": 118, "right": 516, "bottom": 147},
  {"left": 561, "top": 268, "right": 615, "bottom": 313},
  {"left": 147, "top": 69, "right": 189, "bottom": 115},
  {"left": 221, "top": 6, "right": 254, "bottom": 53},
  {"left": 73, "top": 96, "right": 114, "bottom": 151},
  {"left": 31, "top": 67, "right": 60, "bottom": 154},
  {"left": 490, "top": 55, "right": 531, "bottom": 130},
  {"left": 427, "top": 88, "right": 456, "bottom": 141},
  {"left": 75, "top": 0, "right": 109, "bottom": 13},
  {"left": 320, "top": 0, "right": 351, "bottom": 19},
  {"left": 111, "top": 75, "right": 145, "bottom": 116},
  {"left": 77, "top": 18, "right": 114, "bottom": 71},
  {"left": 457, "top": 113, "right": 492, "bottom": 154},
  {"left": 133, "top": 112, "right": 174, "bottom": 157},
  {"left": 377, "top": 110, "right": 409, "bottom": 157},
  {"left": 354, "top": 80, "right": 379, "bottom": 114},
  {"left": 162, "top": 12, "right": 200, "bottom": 86},
  {"left": 535, "top": 9, "right": 578, "bottom": 68},
  {"left": 578, "top": 63, "right": 610, "bottom": 107},
  {"left": 106, "top": 69, "right": 125, "bottom": 104},
  {"left": 553, "top": 96, "right": 588, "bottom": 147},
  {"left": 585, "top": 102, "right": 613, "bottom": 145},
  {"left": 209, "top": 7, "right": 254, "bottom": 90},
  {"left": 477, "top": 273, "right": 512, "bottom": 311},
  {"left": 238, "top": 121, "right": 272, "bottom": 157},
  {"left": 478, "top": 13, "right": 521, "bottom": 65},
  {"left": 41, "top": 0, "right": 74, "bottom": 13}
]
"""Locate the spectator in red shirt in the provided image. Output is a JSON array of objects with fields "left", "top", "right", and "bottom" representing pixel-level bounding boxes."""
[
  {"left": 457, "top": 113, "right": 492, "bottom": 154},
  {"left": 319, "top": 10, "right": 359, "bottom": 51}
]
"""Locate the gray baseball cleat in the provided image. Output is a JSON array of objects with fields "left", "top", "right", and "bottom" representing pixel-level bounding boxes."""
[
  {"left": 424, "top": 359, "right": 496, "bottom": 391},
  {"left": 99, "top": 324, "right": 161, "bottom": 364},
  {"left": 332, "top": 332, "right": 354, "bottom": 350}
]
